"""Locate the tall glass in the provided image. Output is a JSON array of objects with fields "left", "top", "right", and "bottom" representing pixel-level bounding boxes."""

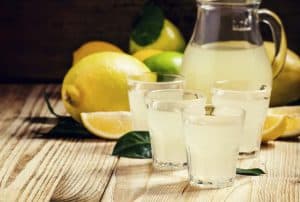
[
  {"left": 146, "top": 89, "right": 206, "bottom": 170},
  {"left": 212, "top": 80, "right": 271, "bottom": 158},
  {"left": 127, "top": 73, "right": 184, "bottom": 130},
  {"left": 183, "top": 105, "right": 245, "bottom": 188}
]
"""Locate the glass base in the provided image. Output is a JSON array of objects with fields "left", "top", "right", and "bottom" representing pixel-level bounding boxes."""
[
  {"left": 239, "top": 150, "right": 259, "bottom": 159},
  {"left": 153, "top": 159, "right": 187, "bottom": 171},
  {"left": 189, "top": 177, "right": 234, "bottom": 189}
]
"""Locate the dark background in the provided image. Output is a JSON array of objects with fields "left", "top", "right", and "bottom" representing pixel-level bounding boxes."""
[{"left": 0, "top": 0, "right": 299, "bottom": 83}]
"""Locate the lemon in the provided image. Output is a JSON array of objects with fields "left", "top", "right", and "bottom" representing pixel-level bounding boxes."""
[
  {"left": 268, "top": 106, "right": 300, "bottom": 116},
  {"left": 132, "top": 49, "right": 162, "bottom": 61},
  {"left": 62, "top": 52, "right": 149, "bottom": 122},
  {"left": 262, "top": 114, "right": 287, "bottom": 142},
  {"left": 81, "top": 111, "right": 132, "bottom": 139},
  {"left": 268, "top": 106, "right": 300, "bottom": 138},
  {"left": 73, "top": 41, "right": 123, "bottom": 65},
  {"left": 283, "top": 116, "right": 300, "bottom": 138},
  {"left": 264, "top": 42, "right": 300, "bottom": 106},
  {"left": 129, "top": 19, "right": 186, "bottom": 54}
]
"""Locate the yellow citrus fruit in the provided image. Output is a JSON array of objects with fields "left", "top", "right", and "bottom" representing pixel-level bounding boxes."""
[
  {"left": 132, "top": 49, "right": 162, "bottom": 61},
  {"left": 129, "top": 19, "right": 186, "bottom": 54},
  {"left": 283, "top": 116, "right": 300, "bottom": 138},
  {"left": 73, "top": 41, "right": 123, "bottom": 65},
  {"left": 264, "top": 41, "right": 300, "bottom": 106},
  {"left": 81, "top": 111, "right": 132, "bottom": 139},
  {"left": 268, "top": 106, "right": 300, "bottom": 138},
  {"left": 62, "top": 52, "right": 150, "bottom": 122},
  {"left": 268, "top": 106, "right": 300, "bottom": 116},
  {"left": 262, "top": 114, "right": 287, "bottom": 142}
]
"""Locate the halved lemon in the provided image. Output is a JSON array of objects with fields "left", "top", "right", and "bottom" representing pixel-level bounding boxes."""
[
  {"left": 80, "top": 111, "right": 132, "bottom": 139},
  {"left": 268, "top": 106, "right": 300, "bottom": 138},
  {"left": 281, "top": 116, "right": 300, "bottom": 138},
  {"left": 262, "top": 114, "right": 287, "bottom": 142}
]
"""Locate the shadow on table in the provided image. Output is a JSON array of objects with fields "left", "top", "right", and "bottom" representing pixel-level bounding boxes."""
[
  {"left": 23, "top": 116, "right": 105, "bottom": 141},
  {"left": 277, "top": 136, "right": 300, "bottom": 142}
]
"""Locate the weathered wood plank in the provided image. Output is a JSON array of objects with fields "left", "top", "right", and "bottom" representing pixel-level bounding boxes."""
[
  {"left": 103, "top": 142, "right": 299, "bottom": 202},
  {"left": 0, "top": 85, "right": 118, "bottom": 202}
]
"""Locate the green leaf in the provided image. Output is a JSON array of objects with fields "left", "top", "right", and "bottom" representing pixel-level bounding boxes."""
[
  {"left": 236, "top": 168, "right": 266, "bottom": 176},
  {"left": 131, "top": 2, "right": 164, "bottom": 46},
  {"left": 112, "top": 131, "right": 151, "bottom": 159},
  {"left": 40, "top": 92, "right": 95, "bottom": 139}
]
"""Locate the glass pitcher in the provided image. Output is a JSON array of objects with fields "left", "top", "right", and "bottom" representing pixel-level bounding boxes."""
[{"left": 181, "top": 0, "right": 287, "bottom": 97}]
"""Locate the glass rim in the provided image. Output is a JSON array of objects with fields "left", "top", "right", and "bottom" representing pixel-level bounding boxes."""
[
  {"left": 212, "top": 80, "right": 271, "bottom": 96},
  {"left": 145, "top": 89, "right": 206, "bottom": 103},
  {"left": 127, "top": 72, "right": 185, "bottom": 85}
]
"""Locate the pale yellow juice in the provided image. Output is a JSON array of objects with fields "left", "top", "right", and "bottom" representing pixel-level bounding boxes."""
[
  {"left": 147, "top": 109, "right": 187, "bottom": 166},
  {"left": 184, "top": 116, "right": 242, "bottom": 182},
  {"left": 181, "top": 42, "right": 272, "bottom": 98},
  {"left": 212, "top": 92, "right": 270, "bottom": 154}
]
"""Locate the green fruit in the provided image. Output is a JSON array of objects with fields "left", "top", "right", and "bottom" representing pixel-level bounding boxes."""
[
  {"left": 129, "top": 19, "right": 186, "bottom": 54},
  {"left": 143, "top": 51, "right": 183, "bottom": 74}
]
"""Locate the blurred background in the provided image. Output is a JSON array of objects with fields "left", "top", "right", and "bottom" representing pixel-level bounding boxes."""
[{"left": 0, "top": 0, "right": 299, "bottom": 83}]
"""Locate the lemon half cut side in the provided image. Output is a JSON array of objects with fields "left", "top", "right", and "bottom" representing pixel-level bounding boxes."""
[{"left": 81, "top": 111, "right": 132, "bottom": 140}]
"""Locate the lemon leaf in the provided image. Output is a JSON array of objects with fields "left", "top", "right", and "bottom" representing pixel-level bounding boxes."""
[
  {"left": 131, "top": 1, "right": 164, "bottom": 46},
  {"left": 236, "top": 168, "right": 266, "bottom": 176},
  {"left": 112, "top": 131, "right": 151, "bottom": 158}
]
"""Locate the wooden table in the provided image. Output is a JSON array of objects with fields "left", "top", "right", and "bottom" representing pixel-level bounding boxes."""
[{"left": 0, "top": 84, "right": 299, "bottom": 202}]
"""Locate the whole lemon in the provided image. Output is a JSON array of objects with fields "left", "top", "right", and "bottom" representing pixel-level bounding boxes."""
[
  {"left": 62, "top": 52, "right": 150, "bottom": 122},
  {"left": 73, "top": 41, "right": 123, "bottom": 65},
  {"left": 129, "top": 19, "right": 186, "bottom": 54},
  {"left": 264, "top": 42, "right": 300, "bottom": 106}
]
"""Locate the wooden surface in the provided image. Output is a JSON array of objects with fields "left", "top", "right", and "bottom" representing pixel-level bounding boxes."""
[
  {"left": 1, "top": 0, "right": 299, "bottom": 82},
  {"left": 0, "top": 84, "right": 299, "bottom": 202}
]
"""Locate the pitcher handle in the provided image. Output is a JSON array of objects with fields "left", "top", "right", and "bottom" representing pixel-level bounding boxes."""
[{"left": 258, "top": 9, "right": 287, "bottom": 79}]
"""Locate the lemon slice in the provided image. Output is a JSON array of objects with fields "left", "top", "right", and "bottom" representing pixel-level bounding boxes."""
[
  {"left": 80, "top": 111, "right": 132, "bottom": 139},
  {"left": 268, "top": 106, "right": 300, "bottom": 138},
  {"left": 262, "top": 114, "right": 287, "bottom": 142}
]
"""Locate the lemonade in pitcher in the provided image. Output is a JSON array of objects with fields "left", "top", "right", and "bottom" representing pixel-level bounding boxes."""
[
  {"left": 181, "top": 0, "right": 286, "bottom": 97},
  {"left": 182, "top": 42, "right": 272, "bottom": 96}
]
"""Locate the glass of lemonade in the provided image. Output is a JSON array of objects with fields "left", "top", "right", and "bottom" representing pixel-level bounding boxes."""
[
  {"left": 145, "top": 89, "right": 206, "bottom": 170},
  {"left": 127, "top": 73, "right": 184, "bottom": 131},
  {"left": 212, "top": 80, "right": 271, "bottom": 158},
  {"left": 183, "top": 105, "right": 245, "bottom": 188}
]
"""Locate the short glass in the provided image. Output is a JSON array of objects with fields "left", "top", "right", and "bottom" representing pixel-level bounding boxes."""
[
  {"left": 212, "top": 80, "right": 271, "bottom": 158},
  {"left": 127, "top": 72, "right": 184, "bottom": 131},
  {"left": 183, "top": 105, "right": 244, "bottom": 188},
  {"left": 145, "top": 89, "right": 206, "bottom": 170}
]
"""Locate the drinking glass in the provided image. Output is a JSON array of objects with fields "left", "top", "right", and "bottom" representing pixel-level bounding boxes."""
[
  {"left": 212, "top": 80, "right": 271, "bottom": 158},
  {"left": 183, "top": 105, "right": 245, "bottom": 188},
  {"left": 127, "top": 72, "right": 184, "bottom": 131},
  {"left": 145, "top": 89, "right": 206, "bottom": 170}
]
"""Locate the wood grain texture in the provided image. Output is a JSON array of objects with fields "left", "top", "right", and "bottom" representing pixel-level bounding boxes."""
[{"left": 0, "top": 84, "right": 299, "bottom": 202}]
